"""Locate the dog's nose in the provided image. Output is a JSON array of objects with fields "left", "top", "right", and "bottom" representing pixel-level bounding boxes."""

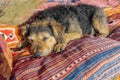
[{"left": 34, "top": 52, "right": 41, "bottom": 57}]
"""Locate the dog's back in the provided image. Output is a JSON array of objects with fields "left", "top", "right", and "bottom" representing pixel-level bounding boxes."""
[{"left": 27, "top": 4, "right": 99, "bottom": 35}]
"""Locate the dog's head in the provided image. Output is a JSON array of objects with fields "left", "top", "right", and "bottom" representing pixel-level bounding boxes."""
[{"left": 21, "top": 19, "right": 64, "bottom": 57}]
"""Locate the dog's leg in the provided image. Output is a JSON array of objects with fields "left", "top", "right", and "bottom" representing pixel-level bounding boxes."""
[
  {"left": 93, "top": 8, "right": 109, "bottom": 37},
  {"left": 54, "top": 32, "right": 82, "bottom": 52}
]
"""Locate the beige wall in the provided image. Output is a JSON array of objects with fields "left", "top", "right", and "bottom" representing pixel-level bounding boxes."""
[{"left": 0, "top": 0, "right": 47, "bottom": 26}]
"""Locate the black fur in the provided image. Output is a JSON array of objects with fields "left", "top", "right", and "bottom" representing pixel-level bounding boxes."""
[
  {"left": 23, "top": 4, "right": 99, "bottom": 35},
  {"left": 28, "top": 24, "right": 54, "bottom": 36}
]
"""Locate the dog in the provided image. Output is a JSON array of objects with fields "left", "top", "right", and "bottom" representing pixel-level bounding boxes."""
[{"left": 15, "top": 4, "right": 109, "bottom": 57}]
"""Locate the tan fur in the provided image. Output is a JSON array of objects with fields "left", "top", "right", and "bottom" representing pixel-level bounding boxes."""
[
  {"left": 49, "top": 19, "right": 65, "bottom": 42},
  {"left": 54, "top": 32, "right": 82, "bottom": 52},
  {"left": 93, "top": 18, "right": 109, "bottom": 37},
  {"left": 31, "top": 19, "right": 50, "bottom": 28},
  {"left": 93, "top": 9, "right": 109, "bottom": 37},
  {"left": 28, "top": 32, "right": 57, "bottom": 56}
]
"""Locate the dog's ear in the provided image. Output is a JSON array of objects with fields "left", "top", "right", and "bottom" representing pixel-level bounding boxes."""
[
  {"left": 18, "top": 24, "right": 30, "bottom": 40},
  {"left": 48, "top": 20, "right": 65, "bottom": 43}
]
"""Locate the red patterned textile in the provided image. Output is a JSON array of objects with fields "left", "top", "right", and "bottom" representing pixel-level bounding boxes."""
[{"left": 0, "top": 36, "right": 12, "bottom": 80}]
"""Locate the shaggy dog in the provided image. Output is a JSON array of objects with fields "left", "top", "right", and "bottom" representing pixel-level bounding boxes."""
[{"left": 15, "top": 4, "right": 109, "bottom": 57}]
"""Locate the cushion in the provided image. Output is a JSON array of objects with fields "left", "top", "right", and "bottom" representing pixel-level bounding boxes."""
[{"left": 11, "top": 36, "right": 120, "bottom": 80}]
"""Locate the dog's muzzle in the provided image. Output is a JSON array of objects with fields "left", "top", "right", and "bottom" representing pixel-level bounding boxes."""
[{"left": 34, "top": 52, "right": 41, "bottom": 57}]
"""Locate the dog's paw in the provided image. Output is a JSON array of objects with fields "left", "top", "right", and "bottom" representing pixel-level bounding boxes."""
[{"left": 54, "top": 43, "right": 67, "bottom": 53}]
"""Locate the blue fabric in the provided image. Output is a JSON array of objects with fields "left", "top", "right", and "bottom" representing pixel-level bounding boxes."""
[{"left": 64, "top": 46, "right": 120, "bottom": 80}]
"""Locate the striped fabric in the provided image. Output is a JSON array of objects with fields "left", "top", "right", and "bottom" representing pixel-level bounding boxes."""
[
  {"left": 37, "top": 0, "right": 81, "bottom": 11},
  {"left": 47, "top": 0, "right": 120, "bottom": 7},
  {"left": 109, "top": 26, "right": 120, "bottom": 41},
  {"left": 11, "top": 36, "right": 120, "bottom": 80},
  {"left": 37, "top": 0, "right": 120, "bottom": 11}
]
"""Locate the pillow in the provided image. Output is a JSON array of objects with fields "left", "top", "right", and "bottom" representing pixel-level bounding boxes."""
[
  {"left": 0, "top": 35, "right": 12, "bottom": 80},
  {"left": 11, "top": 36, "right": 120, "bottom": 80}
]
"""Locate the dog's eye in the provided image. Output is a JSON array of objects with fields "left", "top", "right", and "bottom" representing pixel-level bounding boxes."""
[{"left": 43, "top": 37, "right": 49, "bottom": 41}]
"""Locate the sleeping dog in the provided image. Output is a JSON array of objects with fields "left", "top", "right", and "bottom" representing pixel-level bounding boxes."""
[{"left": 16, "top": 4, "right": 109, "bottom": 57}]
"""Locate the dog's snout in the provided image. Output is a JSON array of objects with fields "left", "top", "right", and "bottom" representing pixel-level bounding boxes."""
[{"left": 34, "top": 52, "right": 41, "bottom": 57}]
